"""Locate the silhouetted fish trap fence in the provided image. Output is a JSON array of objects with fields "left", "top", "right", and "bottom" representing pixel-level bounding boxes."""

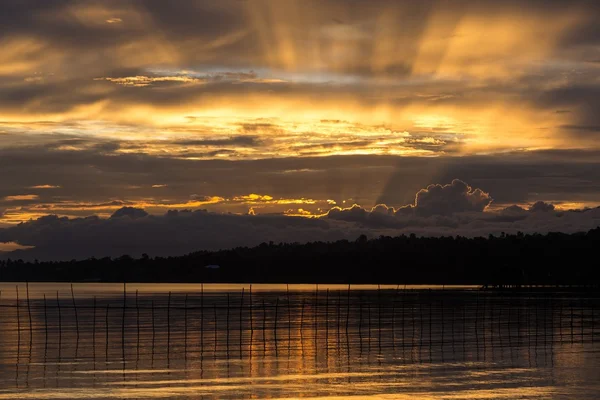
[{"left": 0, "top": 284, "right": 598, "bottom": 365}]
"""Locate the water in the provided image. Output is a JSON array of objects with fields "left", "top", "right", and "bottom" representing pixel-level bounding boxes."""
[{"left": 0, "top": 283, "right": 599, "bottom": 399}]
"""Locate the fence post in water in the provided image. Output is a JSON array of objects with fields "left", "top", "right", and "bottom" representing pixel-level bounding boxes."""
[
  {"left": 214, "top": 304, "right": 218, "bottom": 357},
  {"left": 136, "top": 290, "right": 140, "bottom": 356},
  {"left": 300, "top": 298, "right": 305, "bottom": 345},
  {"left": 345, "top": 284, "right": 351, "bottom": 333},
  {"left": 451, "top": 302, "right": 456, "bottom": 353},
  {"left": 462, "top": 301, "right": 466, "bottom": 356},
  {"left": 151, "top": 300, "right": 156, "bottom": 357},
  {"left": 367, "top": 291, "right": 372, "bottom": 352},
  {"left": 475, "top": 291, "right": 479, "bottom": 351},
  {"left": 226, "top": 293, "right": 230, "bottom": 356},
  {"left": 105, "top": 303, "right": 109, "bottom": 360},
  {"left": 56, "top": 291, "right": 63, "bottom": 349},
  {"left": 559, "top": 296, "right": 563, "bottom": 343},
  {"left": 441, "top": 290, "right": 446, "bottom": 351},
  {"left": 26, "top": 283, "right": 33, "bottom": 342},
  {"left": 44, "top": 294, "right": 49, "bottom": 347},
  {"left": 240, "top": 288, "right": 244, "bottom": 357},
  {"left": 121, "top": 283, "right": 126, "bottom": 361},
  {"left": 401, "top": 286, "right": 406, "bottom": 348},
  {"left": 249, "top": 285, "right": 253, "bottom": 352},
  {"left": 167, "top": 291, "right": 171, "bottom": 354},
  {"left": 16, "top": 286, "right": 21, "bottom": 345},
  {"left": 428, "top": 293, "right": 432, "bottom": 359},
  {"left": 516, "top": 295, "right": 521, "bottom": 345},
  {"left": 287, "top": 285, "right": 292, "bottom": 347},
  {"left": 580, "top": 297, "right": 585, "bottom": 344},
  {"left": 92, "top": 296, "right": 96, "bottom": 360},
  {"left": 419, "top": 294, "right": 424, "bottom": 355},
  {"left": 358, "top": 292, "right": 363, "bottom": 348},
  {"left": 571, "top": 299, "right": 574, "bottom": 344},
  {"left": 377, "top": 285, "right": 382, "bottom": 351},
  {"left": 314, "top": 284, "right": 318, "bottom": 346},
  {"left": 200, "top": 284, "right": 204, "bottom": 353},
  {"left": 549, "top": 297, "right": 554, "bottom": 347},
  {"left": 274, "top": 297, "right": 279, "bottom": 354},
  {"left": 184, "top": 293, "right": 188, "bottom": 358},
  {"left": 325, "top": 288, "right": 329, "bottom": 344},
  {"left": 262, "top": 299, "right": 267, "bottom": 353},
  {"left": 535, "top": 295, "right": 541, "bottom": 350},
  {"left": 70, "top": 284, "right": 80, "bottom": 342},
  {"left": 592, "top": 300, "right": 595, "bottom": 344},
  {"left": 391, "top": 285, "right": 398, "bottom": 348},
  {"left": 411, "top": 291, "right": 415, "bottom": 351},
  {"left": 337, "top": 288, "right": 341, "bottom": 344}
]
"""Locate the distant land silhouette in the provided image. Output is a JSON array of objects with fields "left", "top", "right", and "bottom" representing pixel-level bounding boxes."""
[{"left": 1, "top": 228, "right": 600, "bottom": 285}]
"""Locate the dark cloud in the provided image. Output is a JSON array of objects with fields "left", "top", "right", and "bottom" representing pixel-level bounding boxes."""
[
  {"left": 0, "top": 208, "right": 342, "bottom": 261},
  {"left": 412, "top": 179, "right": 493, "bottom": 216},
  {"left": 110, "top": 207, "right": 148, "bottom": 219},
  {"left": 529, "top": 201, "right": 555, "bottom": 213}
]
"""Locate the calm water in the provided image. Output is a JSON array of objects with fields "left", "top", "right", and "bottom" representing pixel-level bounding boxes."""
[{"left": 0, "top": 283, "right": 598, "bottom": 399}]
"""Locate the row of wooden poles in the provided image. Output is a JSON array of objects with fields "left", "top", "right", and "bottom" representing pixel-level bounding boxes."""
[{"left": 2, "top": 283, "right": 598, "bottom": 361}]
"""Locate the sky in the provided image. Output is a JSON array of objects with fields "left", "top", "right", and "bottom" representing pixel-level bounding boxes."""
[{"left": 1, "top": 0, "right": 600, "bottom": 259}]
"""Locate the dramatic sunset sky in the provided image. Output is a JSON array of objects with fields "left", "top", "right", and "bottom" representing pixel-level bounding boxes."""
[{"left": 1, "top": 0, "right": 600, "bottom": 259}]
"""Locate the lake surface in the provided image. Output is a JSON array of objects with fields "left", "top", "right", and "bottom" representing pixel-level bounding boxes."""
[{"left": 0, "top": 283, "right": 598, "bottom": 399}]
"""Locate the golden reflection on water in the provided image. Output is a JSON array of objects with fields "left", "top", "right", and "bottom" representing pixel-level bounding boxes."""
[{"left": 0, "top": 283, "right": 598, "bottom": 399}]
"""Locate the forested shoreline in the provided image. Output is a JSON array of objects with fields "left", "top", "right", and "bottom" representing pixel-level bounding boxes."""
[{"left": 1, "top": 228, "right": 599, "bottom": 285}]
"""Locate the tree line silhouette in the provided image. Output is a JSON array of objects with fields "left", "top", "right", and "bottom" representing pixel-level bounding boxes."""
[{"left": 1, "top": 228, "right": 599, "bottom": 285}]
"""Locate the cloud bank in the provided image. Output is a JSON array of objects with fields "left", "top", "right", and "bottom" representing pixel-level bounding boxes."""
[{"left": 1, "top": 180, "right": 599, "bottom": 261}]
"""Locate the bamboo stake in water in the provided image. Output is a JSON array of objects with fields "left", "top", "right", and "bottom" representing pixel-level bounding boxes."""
[
  {"left": 441, "top": 290, "right": 445, "bottom": 350},
  {"left": 368, "top": 292, "right": 372, "bottom": 351},
  {"left": 592, "top": 299, "right": 595, "bottom": 344},
  {"left": 249, "top": 285, "right": 253, "bottom": 348},
  {"left": 262, "top": 299, "right": 267, "bottom": 353},
  {"left": 105, "top": 304, "right": 109, "bottom": 360},
  {"left": 314, "top": 284, "right": 318, "bottom": 346},
  {"left": 200, "top": 284, "right": 204, "bottom": 353},
  {"left": 92, "top": 296, "right": 96, "bottom": 360},
  {"left": 70, "top": 284, "right": 80, "bottom": 342},
  {"left": 325, "top": 288, "right": 329, "bottom": 344},
  {"left": 226, "top": 293, "right": 230, "bottom": 355},
  {"left": 345, "top": 284, "right": 351, "bottom": 333},
  {"left": 337, "top": 289, "right": 341, "bottom": 348},
  {"left": 559, "top": 296, "right": 563, "bottom": 343},
  {"left": 377, "top": 285, "right": 382, "bottom": 352},
  {"left": 214, "top": 304, "right": 218, "bottom": 357},
  {"left": 151, "top": 300, "right": 156, "bottom": 356},
  {"left": 571, "top": 299, "right": 574, "bottom": 344},
  {"left": 26, "top": 283, "right": 33, "bottom": 341},
  {"left": 56, "top": 291, "right": 62, "bottom": 350},
  {"left": 475, "top": 291, "right": 480, "bottom": 351},
  {"left": 401, "top": 285, "right": 406, "bottom": 348},
  {"left": 300, "top": 298, "right": 305, "bottom": 344},
  {"left": 358, "top": 292, "right": 363, "bottom": 343},
  {"left": 167, "top": 291, "right": 172, "bottom": 354},
  {"left": 411, "top": 292, "right": 415, "bottom": 351},
  {"left": 240, "top": 288, "right": 244, "bottom": 357},
  {"left": 136, "top": 290, "right": 140, "bottom": 357},
  {"left": 274, "top": 297, "right": 279, "bottom": 354},
  {"left": 121, "top": 283, "right": 127, "bottom": 362},
  {"left": 16, "top": 286, "right": 21, "bottom": 345},
  {"left": 184, "top": 293, "right": 189, "bottom": 358},
  {"left": 43, "top": 294, "right": 49, "bottom": 347},
  {"left": 391, "top": 285, "right": 398, "bottom": 348},
  {"left": 287, "top": 285, "right": 292, "bottom": 347}
]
